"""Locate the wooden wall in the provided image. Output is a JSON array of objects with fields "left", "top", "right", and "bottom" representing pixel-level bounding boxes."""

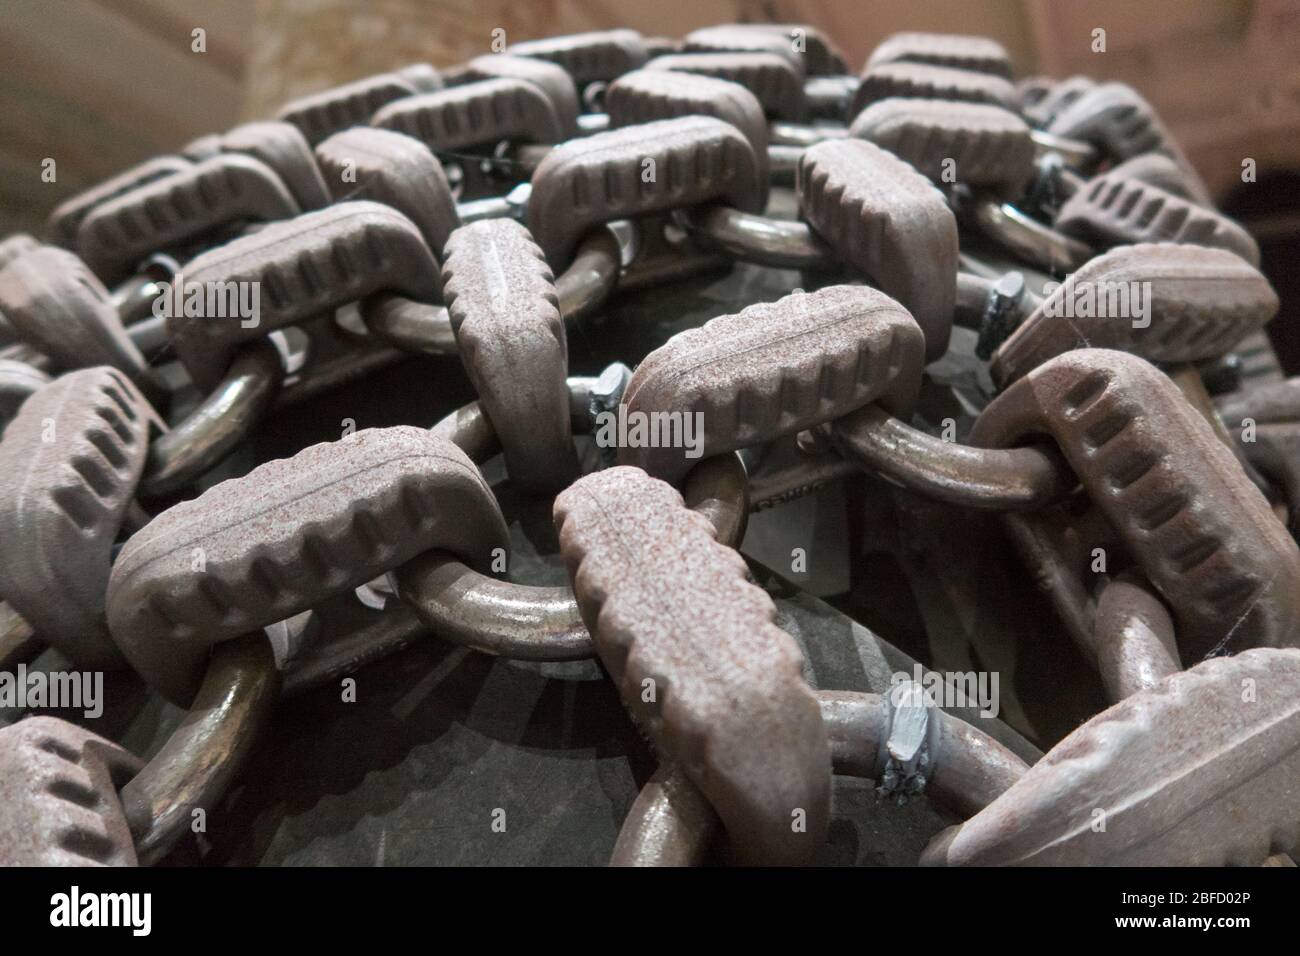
[
  {"left": 243, "top": 0, "right": 1038, "bottom": 117},
  {"left": 0, "top": 0, "right": 253, "bottom": 236},
  {"left": 2, "top": 0, "right": 1297, "bottom": 237},
  {"left": 1024, "top": 0, "right": 1300, "bottom": 198}
]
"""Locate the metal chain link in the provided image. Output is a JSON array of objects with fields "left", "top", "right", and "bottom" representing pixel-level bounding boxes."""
[{"left": 0, "top": 23, "right": 1297, "bottom": 869}]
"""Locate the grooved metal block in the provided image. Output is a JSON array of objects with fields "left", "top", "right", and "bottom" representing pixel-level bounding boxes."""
[
  {"left": 1107, "top": 154, "right": 1213, "bottom": 207},
  {"left": 972, "top": 349, "right": 1300, "bottom": 659},
  {"left": 372, "top": 78, "right": 564, "bottom": 151},
  {"left": 528, "top": 116, "right": 763, "bottom": 268},
  {"left": 46, "top": 156, "right": 192, "bottom": 250},
  {"left": 925, "top": 649, "right": 1300, "bottom": 866},
  {"left": 167, "top": 201, "right": 441, "bottom": 390},
  {"left": 462, "top": 54, "right": 580, "bottom": 136},
  {"left": 798, "top": 138, "right": 958, "bottom": 361},
  {"left": 442, "top": 218, "right": 576, "bottom": 492},
  {"left": 605, "top": 69, "right": 770, "bottom": 196},
  {"left": 1046, "top": 81, "right": 1170, "bottom": 161},
  {"left": 1215, "top": 376, "right": 1300, "bottom": 426},
  {"left": 992, "top": 244, "right": 1278, "bottom": 386},
  {"left": 1045, "top": 82, "right": 1212, "bottom": 204},
  {"left": 0, "top": 367, "right": 156, "bottom": 666},
  {"left": 76, "top": 154, "right": 301, "bottom": 284},
  {"left": 1056, "top": 174, "right": 1259, "bottom": 266},
  {"left": 619, "top": 285, "right": 925, "bottom": 484},
  {"left": 646, "top": 51, "right": 805, "bottom": 121},
  {"left": 107, "top": 426, "right": 510, "bottom": 705},
  {"left": 685, "top": 23, "right": 846, "bottom": 75},
  {"left": 867, "top": 32, "right": 1013, "bottom": 79},
  {"left": 314, "top": 127, "right": 460, "bottom": 256},
  {"left": 275, "top": 72, "right": 422, "bottom": 145},
  {"left": 507, "top": 29, "right": 648, "bottom": 84},
  {"left": 555, "top": 466, "right": 830, "bottom": 865},
  {"left": 1021, "top": 74, "right": 1095, "bottom": 128},
  {"left": 0, "top": 247, "right": 148, "bottom": 379},
  {"left": 849, "top": 97, "right": 1035, "bottom": 198},
  {"left": 1232, "top": 329, "right": 1286, "bottom": 386},
  {"left": 0, "top": 717, "right": 143, "bottom": 867},
  {"left": 220, "top": 121, "right": 332, "bottom": 210},
  {"left": 681, "top": 25, "right": 803, "bottom": 69},
  {"left": 180, "top": 133, "right": 223, "bottom": 162},
  {"left": 851, "top": 61, "right": 1016, "bottom": 119},
  {"left": 711, "top": 23, "right": 845, "bottom": 75}
]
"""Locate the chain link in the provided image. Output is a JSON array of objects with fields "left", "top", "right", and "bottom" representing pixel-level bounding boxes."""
[{"left": 0, "top": 24, "right": 1297, "bottom": 868}]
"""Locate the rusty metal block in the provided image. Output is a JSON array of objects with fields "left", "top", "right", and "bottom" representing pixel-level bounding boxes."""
[{"left": 555, "top": 466, "right": 830, "bottom": 865}]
